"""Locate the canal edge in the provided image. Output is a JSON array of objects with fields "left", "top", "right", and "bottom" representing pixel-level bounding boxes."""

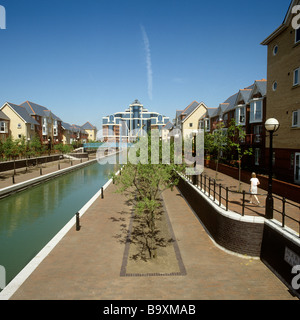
[{"left": 0, "top": 169, "right": 120, "bottom": 300}]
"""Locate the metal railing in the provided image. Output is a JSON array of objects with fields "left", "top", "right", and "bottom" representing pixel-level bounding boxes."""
[{"left": 182, "top": 172, "right": 300, "bottom": 237}]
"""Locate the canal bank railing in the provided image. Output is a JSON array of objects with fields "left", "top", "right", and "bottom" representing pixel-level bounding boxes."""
[{"left": 182, "top": 172, "right": 300, "bottom": 238}]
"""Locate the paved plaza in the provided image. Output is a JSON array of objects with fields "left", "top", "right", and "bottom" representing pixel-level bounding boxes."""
[{"left": 5, "top": 179, "right": 298, "bottom": 300}]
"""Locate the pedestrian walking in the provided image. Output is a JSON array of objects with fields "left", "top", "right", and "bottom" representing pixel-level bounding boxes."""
[{"left": 249, "top": 172, "right": 260, "bottom": 205}]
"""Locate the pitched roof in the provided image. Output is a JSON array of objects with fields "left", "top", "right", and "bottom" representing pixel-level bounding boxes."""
[
  {"left": 61, "top": 122, "right": 73, "bottom": 131},
  {"left": 163, "top": 121, "right": 173, "bottom": 130},
  {"left": 207, "top": 108, "right": 218, "bottom": 117},
  {"left": 72, "top": 124, "right": 86, "bottom": 134},
  {"left": 261, "top": 0, "right": 299, "bottom": 45},
  {"left": 20, "top": 101, "right": 62, "bottom": 121},
  {"left": 6, "top": 103, "right": 39, "bottom": 125},
  {"left": 81, "top": 121, "right": 96, "bottom": 130},
  {"left": 0, "top": 110, "right": 10, "bottom": 121},
  {"left": 175, "top": 101, "right": 200, "bottom": 122}
]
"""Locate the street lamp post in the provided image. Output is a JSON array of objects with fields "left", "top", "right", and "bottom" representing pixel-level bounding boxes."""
[
  {"left": 265, "top": 118, "right": 280, "bottom": 219},
  {"left": 192, "top": 130, "right": 198, "bottom": 185}
]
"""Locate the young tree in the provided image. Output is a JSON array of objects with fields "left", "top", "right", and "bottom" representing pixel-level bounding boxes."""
[
  {"left": 16, "top": 135, "right": 27, "bottom": 159},
  {"left": 205, "top": 122, "right": 228, "bottom": 180},
  {"left": 30, "top": 134, "right": 43, "bottom": 156},
  {"left": 227, "top": 119, "right": 253, "bottom": 192},
  {"left": 114, "top": 133, "right": 184, "bottom": 259},
  {"left": 3, "top": 136, "right": 16, "bottom": 160}
]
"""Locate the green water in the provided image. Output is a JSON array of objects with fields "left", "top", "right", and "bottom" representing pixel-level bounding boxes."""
[{"left": 0, "top": 159, "right": 118, "bottom": 286}]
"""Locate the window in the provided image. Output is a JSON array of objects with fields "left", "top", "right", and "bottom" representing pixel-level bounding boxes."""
[
  {"left": 53, "top": 128, "right": 58, "bottom": 136},
  {"left": 189, "top": 123, "right": 193, "bottom": 128},
  {"left": 205, "top": 119, "right": 210, "bottom": 132},
  {"left": 0, "top": 121, "right": 7, "bottom": 133},
  {"left": 253, "top": 125, "right": 262, "bottom": 143},
  {"left": 273, "top": 45, "right": 278, "bottom": 56},
  {"left": 250, "top": 99, "right": 263, "bottom": 123},
  {"left": 255, "top": 148, "right": 261, "bottom": 166},
  {"left": 17, "top": 123, "right": 21, "bottom": 129},
  {"left": 235, "top": 106, "right": 245, "bottom": 125},
  {"left": 296, "top": 28, "right": 300, "bottom": 44},
  {"left": 294, "top": 68, "right": 299, "bottom": 86},
  {"left": 199, "top": 120, "right": 204, "bottom": 130},
  {"left": 292, "top": 110, "right": 300, "bottom": 127},
  {"left": 272, "top": 81, "right": 278, "bottom": 91}
]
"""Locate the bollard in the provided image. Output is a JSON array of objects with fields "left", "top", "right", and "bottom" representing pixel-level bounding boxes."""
[
  {"left": 226, "top": 187, "right": 229, "bottom": 211},
  {"left": 282, "top": 197, "right": 286, "bottom": 228},
  {"left": 12, "top": 175, "right": 15, "bottom": 184},
  {"left": 76, "top": 212, "right": 80, "bottom": 231},
  {"left": 101, "top": 187, "right": 104, "bottom": 199},
  {"left": 242, "top": 191, "right": 246, "bottom": 216}
]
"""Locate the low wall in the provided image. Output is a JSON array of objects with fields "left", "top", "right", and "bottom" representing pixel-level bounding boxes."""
[
  {"left": 0, "top": 159, "right": 97, "bottom": 199},
  {"left": 261, "top": 221, "right": 300, "bottom": 297},
  {"left": 0, "top": 155, "right": 62, "bottom": 172},
  {"left": 68, "top": 153, "right": 88, "bottom": 159},
  {"left": 177, "top": 175, "right": 265, "bottom": 257},
  {"left": 177, "top": 174, "right": 300, "bottom": 298},
  {"left": 207, "top": 161, "right": 300, "bottom": 203}
]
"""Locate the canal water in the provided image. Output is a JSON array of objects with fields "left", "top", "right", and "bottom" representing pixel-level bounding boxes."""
[{"left": 0, "top": 157, "right": 118, "bottom": 287}]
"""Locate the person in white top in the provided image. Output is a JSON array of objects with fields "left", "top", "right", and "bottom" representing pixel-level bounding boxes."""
[{"left": 250, "top": 172, "right": 260, "bottom": 205}]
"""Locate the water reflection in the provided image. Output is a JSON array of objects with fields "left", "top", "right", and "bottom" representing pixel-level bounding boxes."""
[{"left": 0, "top": 159, "right": 118, "bottom": 285}]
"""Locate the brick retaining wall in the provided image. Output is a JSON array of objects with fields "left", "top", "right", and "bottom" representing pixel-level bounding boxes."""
[{"left": 177, "top": 175, "right": 264, "bottom": 257}]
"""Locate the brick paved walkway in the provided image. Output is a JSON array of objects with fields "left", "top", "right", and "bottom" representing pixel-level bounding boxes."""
[
  {"left": 0, "top": 157, "right": 93, "bottom": 189},
  {"left": 6, "top": 182, "right": 297, "bottom": 300},
  {"left": 202, "top": 168, "right": 300, "bottom": 236}
]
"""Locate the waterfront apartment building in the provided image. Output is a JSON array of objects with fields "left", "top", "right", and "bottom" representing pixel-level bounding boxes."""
[
  {"left": 81, "top": 122, "right": 97, "bottom": 141},
  {"left": 20, "top": 101, "right": 63, "bottom": 146},
  {"left": 200, "top": 79, "right": 267, "bottom": 170},
  {"left": 102, "top": 99, "right": 170, "bottom": 142},
  {"left": 261, "top": 0, "right": 300, "bottom": 184},
  {"left": 0, "top": 102, "right": 39, "bottom": 142},
  {"left": 173, "top": 101, "right": 208, "bottom": 137}
]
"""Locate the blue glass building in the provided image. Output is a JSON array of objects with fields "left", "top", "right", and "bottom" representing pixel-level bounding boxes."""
[{"left": 102, "top": 99, "right": 169, "bottom": 142}]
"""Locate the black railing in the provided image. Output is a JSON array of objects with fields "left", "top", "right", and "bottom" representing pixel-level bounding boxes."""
[
  {"left": 272, "top": 194, "right": 300, "bottom": 237},
  {"left": 182, "top": 172, "right": 300, "bottom": 237}
]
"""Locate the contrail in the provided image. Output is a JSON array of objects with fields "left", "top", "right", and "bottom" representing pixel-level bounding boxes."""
[{"left": 141, "top": 25, "right": 153, "bottom": 100}]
